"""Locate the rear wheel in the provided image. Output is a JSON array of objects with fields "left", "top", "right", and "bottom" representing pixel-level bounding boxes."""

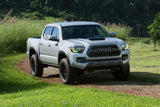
[
  {"left": 30, "top": 54, "right": 43, "bottom": 77},
  {"left": 59, "top": 58, "right": 78, "bottom": 84},
  {"left": 112, "top": 63, "right": 130, "bottom": 81}
]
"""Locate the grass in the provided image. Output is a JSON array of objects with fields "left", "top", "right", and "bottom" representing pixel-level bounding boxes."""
[
  {"left": 0, "top": 16, "right": 62, "bottom": 55},
  {"left": 0, "top": 14, "right": 160, "bottom": 106},
  {"left": 127, "top": 38, "right": 160, "bottom": 84},
  {"left": 104, "top": 23, "right": 132, "bottom": 41},
  {"left": 0, "top": 53, "right": 160, "bottom": 107}
]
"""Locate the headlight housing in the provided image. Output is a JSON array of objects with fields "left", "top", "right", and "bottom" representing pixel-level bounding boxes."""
[
  {"left": 120, "top": 44, "right": 128, "bottom": 50},
  {"left": 69, "top": 46, "right": 85, "bottom": 53}
]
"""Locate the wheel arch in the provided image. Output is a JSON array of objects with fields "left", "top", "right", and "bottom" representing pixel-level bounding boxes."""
[
  {"left": 58, "top": 51, "right": 70, "bottom": 65},
  {"left": 29, "top": 47, "right": 39, "bottom": 59}
]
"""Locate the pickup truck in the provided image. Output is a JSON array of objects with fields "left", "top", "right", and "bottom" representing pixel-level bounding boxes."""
[{"left": 27, "top": 21, "right": 130, "bottom": 84}]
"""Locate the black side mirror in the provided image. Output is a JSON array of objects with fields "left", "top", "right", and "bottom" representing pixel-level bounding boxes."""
[
  {"left": 110, "top": 32, "right": 116, "bottom": 37},
  {"left": 49, "top": 35, "right": 59, "bottom": 41}
]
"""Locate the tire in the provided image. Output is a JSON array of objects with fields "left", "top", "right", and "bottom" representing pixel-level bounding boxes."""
[
  {"left": 59, "top": 58, "right": 77, "bottom": 84},
  {"left": 30, "top": 54, "right": 43, "bottom": 77},
  {"left": 112, "top": 63, "right": 130, "bottom": 81}
]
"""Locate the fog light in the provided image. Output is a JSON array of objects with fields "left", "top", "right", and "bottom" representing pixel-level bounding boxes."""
[
  {"left": 122, "top": 54, "right": 128, "bottom": 60},
  {"left": 76, "top": 57, "right": 87, "bottom": 63}
]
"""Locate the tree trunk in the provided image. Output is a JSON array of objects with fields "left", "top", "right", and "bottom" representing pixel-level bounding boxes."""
[{"left": 154, "top": 40, "right": 157, "bottom": 51}]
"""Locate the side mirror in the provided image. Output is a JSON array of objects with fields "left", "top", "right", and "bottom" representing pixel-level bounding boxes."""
[
  {"left": 44, "top": 34, "right": 51, "bottom": 39},
  {"left": 49, "top": 35, "right": 59, "bottom": 41},
  {"left": 110, "top": 32, "right": 116, "bottom": 37}
]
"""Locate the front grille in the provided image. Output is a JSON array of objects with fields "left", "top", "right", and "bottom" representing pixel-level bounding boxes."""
[{"left": 87, "top": 45, "right": 121, "bottom": 57}]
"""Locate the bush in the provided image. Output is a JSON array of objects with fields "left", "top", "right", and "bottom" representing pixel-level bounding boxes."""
[
  {"left": 64, "top": 14, "right": 77, "bottom": 21},
  {"left": 57, "top": 11, "right": 77, "bottom": 21},
  {"left": 21, "top": 10, "right": 43, "bottom": 20},
  {"left": 142, "top": 38, "right": 151, "bottom": 44}
]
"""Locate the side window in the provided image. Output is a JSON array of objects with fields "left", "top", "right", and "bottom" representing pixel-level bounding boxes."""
[
  {"left": 52, "top": 27, "right": 59, "bottom": 37},
  {"left": 43, "top": 26, "right": 53, "bottom": 39}
]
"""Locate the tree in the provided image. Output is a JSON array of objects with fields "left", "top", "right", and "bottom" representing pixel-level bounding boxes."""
[{"left": 148, "top": 12, "right": 160, "bottom": 50}]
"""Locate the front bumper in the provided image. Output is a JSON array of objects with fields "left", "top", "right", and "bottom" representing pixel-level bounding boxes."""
[
  {"left": 85, "top": 59, "right": 123, "bottom": 71},
  {"left": 69, "top": 49, "right": 129, "bottom": 71}
]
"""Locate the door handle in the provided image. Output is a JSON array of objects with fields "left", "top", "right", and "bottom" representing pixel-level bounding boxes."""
[
  {"left": 55, "top": 43, "right": 58, "bottom": 46},
  {"left": 40, "top": 43, "right": 43, "bottom": 46},
  {"left": 48, "top": 44, "right": 51, "bottom": 47}
]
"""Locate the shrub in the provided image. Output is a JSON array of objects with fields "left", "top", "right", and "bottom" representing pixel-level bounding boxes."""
[
  {"left": 21, "top": 11, "right": 43, "bottom": 20},
  {"left": 142, "top": 38, "right": 151, "bottom": 44},
  {"left": 64, "top": 14, "right": 77, "bottom": 21}
]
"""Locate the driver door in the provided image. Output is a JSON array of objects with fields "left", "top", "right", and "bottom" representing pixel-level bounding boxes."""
[
  {"left": 40, "top": 26, "right": 59, "bottom": 65},
  {"left": 47, "top": 27, "right": 59, "bottom": 64}
]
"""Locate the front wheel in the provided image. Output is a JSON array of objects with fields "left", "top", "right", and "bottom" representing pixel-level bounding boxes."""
[
  {"left": 112, "top": 63, "right": 130, "bottom": 81},
  {"left": 59, "top": 58, "right": 78, "bottom": 84},
  {"left": 30, "top": 54, "right": 43, "bottom": 77}
]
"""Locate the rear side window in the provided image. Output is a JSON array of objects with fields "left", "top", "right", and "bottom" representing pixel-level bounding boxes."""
[{"left": 43, "top": 26, "right": 53, "bottom": 39}]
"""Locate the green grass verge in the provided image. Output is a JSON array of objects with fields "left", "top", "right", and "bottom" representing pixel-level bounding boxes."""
[{"left": 0, "top": 53, "right": 160, "bottom": 107}]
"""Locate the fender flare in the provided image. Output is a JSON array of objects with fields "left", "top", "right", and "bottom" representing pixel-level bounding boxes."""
[
  {"left": 58, "top": 51, "right": 70, "bottom": 65},
  {"left": 29, "top": 47, "right": 40, "bottom": 60}
]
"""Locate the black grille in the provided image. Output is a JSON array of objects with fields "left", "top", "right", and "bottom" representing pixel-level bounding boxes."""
[{"left": 87, "top": 45, "right": 121, "bottom": 57}]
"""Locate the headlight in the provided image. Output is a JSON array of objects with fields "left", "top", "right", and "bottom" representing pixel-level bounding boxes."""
[
  {"left": 120, "top": 44, "right": 128, "bottom": 50},
  {"left": 69, "top": 46, "right": 85, "bottom": 53}
]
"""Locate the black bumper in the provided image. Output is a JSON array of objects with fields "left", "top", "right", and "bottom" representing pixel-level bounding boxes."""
[{"left": 83, "top": 59, "right": 123, "bottom": 71}]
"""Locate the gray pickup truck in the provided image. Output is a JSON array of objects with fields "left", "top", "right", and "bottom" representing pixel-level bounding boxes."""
[{"left": 27, "top": 21, "right": 130, "bottom": 84}]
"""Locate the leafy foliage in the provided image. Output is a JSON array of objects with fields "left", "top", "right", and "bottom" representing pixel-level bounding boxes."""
[
  {"left": 148, "top": 12, "right": 160, "bottom": 50},
  {"left": 21, "top": 11, "right": 43, "bottom": 20},
  {"left": 0, "top": 0, "right": 160, "bottom": 36}
]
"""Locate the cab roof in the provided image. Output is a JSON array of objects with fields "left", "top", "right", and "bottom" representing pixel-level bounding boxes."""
[{"left": 46, "top": 21, "right": 100, "bottom": 27}]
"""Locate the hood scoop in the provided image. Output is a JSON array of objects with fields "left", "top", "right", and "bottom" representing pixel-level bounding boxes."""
[{"left": 89, "top": 37, "right": 105, "bottom": 41}]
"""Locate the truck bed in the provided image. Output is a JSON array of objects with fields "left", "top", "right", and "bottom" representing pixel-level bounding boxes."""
[{"left": 27, "top": 37, "right": 41, "bottom": 57}]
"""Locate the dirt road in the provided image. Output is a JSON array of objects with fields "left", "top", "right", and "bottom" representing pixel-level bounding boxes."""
[{"left": 17, "top": 58, "right": 160, "bottom": 98}]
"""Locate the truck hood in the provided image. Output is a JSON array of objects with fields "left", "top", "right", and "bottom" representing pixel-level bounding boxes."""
[{"left": 61, "top": 37, "right": 125, "bottom": 47}]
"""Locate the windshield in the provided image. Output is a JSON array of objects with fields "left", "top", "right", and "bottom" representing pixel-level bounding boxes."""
[{"left": 62, "top": 25, "right": 109, "bottom": 40}]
